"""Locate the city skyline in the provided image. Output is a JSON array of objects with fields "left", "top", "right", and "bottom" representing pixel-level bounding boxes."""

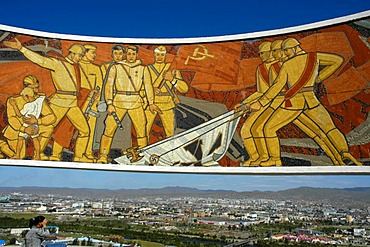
[{"left": 0, "top": 0, "right": 369, "bottom": 191}]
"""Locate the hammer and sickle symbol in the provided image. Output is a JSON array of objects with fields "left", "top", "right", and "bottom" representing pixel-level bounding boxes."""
[
  {"left": 185, "top": 45, "right": 215, "bottom": 65},
  {"left": 123, "top": 146, "right": 143, "bottom": 163}
]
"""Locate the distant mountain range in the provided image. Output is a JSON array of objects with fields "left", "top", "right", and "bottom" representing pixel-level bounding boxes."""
[
  {"left": 1, "top": 186, "right": 370, "bottom": 207},
  {"left": 0, "top": 186, "right": 234, "bottom": 198}
]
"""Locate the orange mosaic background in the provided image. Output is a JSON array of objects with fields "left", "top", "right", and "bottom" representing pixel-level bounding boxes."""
[{"left": 0, "top": 19, "right": 369, "bottom": 167}]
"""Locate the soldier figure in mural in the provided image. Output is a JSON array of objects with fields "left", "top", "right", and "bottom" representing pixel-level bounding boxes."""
[
  {"left": 96, "top": 45, "right": 126, "bottom": 122},
  {"left": 234, "top": 41, "right": 275, "bottom": 166},
  {"left": 91, "top": 45, "right": 128, "bottom": 154},
  {"left": 10, "top": 87, "right": 44, "bottom": 160},
  {"left": 239, "top": 39, "right": 347, "bottom": 166},
  {"left": 97, "top": 45, "right": 161, "bottom": 163},
  {"left": 1, "top": 75, "right": 56, "bottom": 160},
  {"left": 51, "top": 44, "right": 102, "bottom": 163},
  {"left": 100, "top": 45, "right": 126, "bottom": 79},
  {"left": 3, "top": 39, "right": 91, "bottom": 162},
  {"left": 254, "top": 39, "right": 347, "bottom": 166},
  {"left": 248, "top": 37, "right": 362, "bottom": 167},
  {"left": 78, "top": 44, "right": 103, "bottom": 161},
  {"left": 145, "top": 45, "right": 189, "bottom": 143}
]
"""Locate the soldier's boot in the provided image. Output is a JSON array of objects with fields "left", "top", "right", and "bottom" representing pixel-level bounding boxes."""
[
  {"left": 49, "top": 142, "right": 63, "bottom": 161},
  {"left": 73, "top": 153, "right": 95, "bottom": 163},
  {"left": 85, "top": 135, "right": 97, "bottom": 162},
  {"left": 38, "top": 153, "right": 50, "bottom": 161},
  {"left": 259, "top": 159, "right": 282, "bottom": 167},
  {"left": 240, "top": 137, "right": 259, "bottom": 167},
  {"left": 73, "top": 155, "right": 94, "bottom": 163},
  {"left": 258, "top": 137, "right": 282, "bottom": 167},
  {"left": 38, "top": 136, "right": 51, "bottom": 161},
  {"left": 32, "top": 139, "right": 41, "bottom": 160},
  {"left": 73, "top": 137, "right": 93, "bottom": 163},
  {"left": 85, "top": 152, "right": 96, "bottom": 162},
  {"left": 341, "top": 152, "right": 362, "bottom": 166},
  {"left": 250, "top": 137, "right": 270, "bottom": 167},
  {"left": 0, "top": 140, "right": 15, "bottom": 158},
  {"left": 97, "top": 135, "right": 113, "bottom": 164},
  {"left": 83, "top": 147, "right": 97, "bottom": 163},
  {"left": 325, "top": 128, "right": 360, "bottom": 165},
  {"left": 314, "top": 136, "right": 345, "bottom": 166}
]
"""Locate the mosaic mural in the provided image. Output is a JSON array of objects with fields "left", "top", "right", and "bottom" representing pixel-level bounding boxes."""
[{"left": 0, "top": 14, "right": 369, "bottom": 171}]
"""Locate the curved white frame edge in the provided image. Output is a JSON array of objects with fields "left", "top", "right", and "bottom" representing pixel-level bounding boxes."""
[{"left": 0, "top": 10, "right": 369, "bottom": 44}]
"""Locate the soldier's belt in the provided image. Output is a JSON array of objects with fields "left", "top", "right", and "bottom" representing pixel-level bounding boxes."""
[
  {"left": 156, "top": 92, "right": 171, "bottom": 96},
  {"left": 56, "top": 90, "right": 78, "bottom": 96},
  {"left": 277, "top": 86, "right": 314, "bottom": 96},
  {"left": 116, "top": 91, "right": 139, "bottom": 95}
]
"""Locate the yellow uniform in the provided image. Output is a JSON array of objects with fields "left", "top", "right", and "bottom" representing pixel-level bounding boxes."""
[
  {"left": 100, "top": 62, "right": 113, "bottom": 79},
  {"left": 79, "top": 60, "right": 103, "bottom": 158},
  {"left": 19, "top": 47, "right": 90, "bottom": 160},
  {"left": 99, "top": 60, "right": 154, "bottom": 161},
  {"left": 99, "top": 61, "right": 116, "bottom": 104},
  {"left": 2, "top": 94, "right": 56, "bottom": 159},
  {"left": 99, "top": 61, "right": 116, "bottom": 107},
  {"left": 145, "top": 62, "right": 188, "bottom": 141},
  {"left": 240, "top": 61, "right": 274, "bottom": 164},
  {"left": 257, "top": 51, "right": 356, "bottom": 165},
  {"left": 252, "top": 59, "right": 344, "bottom": 166}
]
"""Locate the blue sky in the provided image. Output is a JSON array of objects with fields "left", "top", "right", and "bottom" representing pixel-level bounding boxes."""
[{"left": 0, "top": 0, "right": 369, "bottom": 191}]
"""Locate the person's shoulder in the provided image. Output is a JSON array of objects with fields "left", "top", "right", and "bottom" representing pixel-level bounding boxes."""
[
  {"left": 25, "top": 227, "right": 36, "bottom": 234},
  {"left": 100, "top": 61, "right": 111, "bottom": 66},
  {"left": 7, "top": 94, "right": 22, "bottom": 103}
]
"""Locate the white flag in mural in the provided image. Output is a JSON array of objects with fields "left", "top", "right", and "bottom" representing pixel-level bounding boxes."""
[{"left": 115, "top": 110, "right": 241, "bottom": 167}]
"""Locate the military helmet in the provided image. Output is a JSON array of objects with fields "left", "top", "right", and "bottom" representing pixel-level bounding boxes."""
[
  {"left": 84, "top": 44, "right": 97, "bottom": 51},
  {"left": 271, "top": 40, "right": 283, "bottom": 50},
  {"left": 258, "top": 41, "right": 272, "bottom": 53},
  {"left": 68, "top": 44, "right": 85, "bottom": 55},
  {"left": 282, "top": 38, "right": 301, "bottom": 49},
  {"left": 23, "top": 75, "right": 38, "bottom": 87}
]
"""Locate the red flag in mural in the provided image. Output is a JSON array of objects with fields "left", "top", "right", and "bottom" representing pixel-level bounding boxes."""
[{"left": 170, "top": 41, "right": 243, "bottom": 91}]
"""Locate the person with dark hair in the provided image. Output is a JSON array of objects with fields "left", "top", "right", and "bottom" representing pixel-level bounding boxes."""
[
  {"left": 24, "top": 215, "right": 56, "bottom": 247},
  {"left": 100, "top": 45, "right": 126, "bottom": 77}
]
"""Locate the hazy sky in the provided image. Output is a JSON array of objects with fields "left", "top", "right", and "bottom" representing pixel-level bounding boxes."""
[{"left": 0, "top": 0, "right": 369, "bottom": 191}]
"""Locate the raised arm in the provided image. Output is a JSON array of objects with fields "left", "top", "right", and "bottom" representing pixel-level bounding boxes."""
[{"left": 3, "top": 38, "right": 58, "bottom": 70}]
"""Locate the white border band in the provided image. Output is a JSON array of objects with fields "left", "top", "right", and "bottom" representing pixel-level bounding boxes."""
[{"left": 0, "top": 159, "right": 369, "bottom": 175}]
